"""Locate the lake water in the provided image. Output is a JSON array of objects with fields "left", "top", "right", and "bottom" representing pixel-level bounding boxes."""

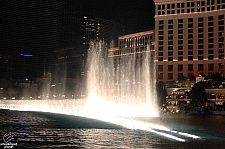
[{"left": 0, "top": 109, "right": 225, "bottom": 148}]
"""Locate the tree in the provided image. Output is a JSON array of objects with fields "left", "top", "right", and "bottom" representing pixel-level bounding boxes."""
[
  {"left": 187, "top": 81, "right": 209, "bottom": 107},
  {"left": 165, "top": 81, "right": 176, "bottom": 87},
  {"left": 207, "top": 72, "right": 224, "bottom": 85},
  {"left": 177, "top": 75, "right": 195, "bottom": 87},
  {"left": 156, "top": 81, "right": 167, "bottom": 107},
  {"left": 189, "top": 74, "right": 196, "bottom": 82},
  {"left": 178, "top": 75, "right": 186, "bottom": 82}
]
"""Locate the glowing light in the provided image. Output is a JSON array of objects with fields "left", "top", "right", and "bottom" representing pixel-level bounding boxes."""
[
  {"left": 20, "top": 54, "right": 33, "bottom": 57},
  {"left": 178, "top": 132, "right": 200, "bottom": 139},
  {"left": 0, "top": 99, "right": 201, "bottom": 142}
]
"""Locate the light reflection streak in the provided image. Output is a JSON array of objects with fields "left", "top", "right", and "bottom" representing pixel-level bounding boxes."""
[
  {"left": 178, "top": 132, "right": 200, "bottom": 139},
  {"left": 71, "top": 113, "right": 200, "bottom": 142},
  {"left": 0, "top": 100, "right": 201, "bottom": 142}
]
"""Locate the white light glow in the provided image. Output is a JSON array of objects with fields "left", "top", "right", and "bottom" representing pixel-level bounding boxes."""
[
  {"left": 0, "top": 99, "right": 201, "bottom": 142},
  {"left": 178, "top": 132, "right": 200, "bottom": 139}
]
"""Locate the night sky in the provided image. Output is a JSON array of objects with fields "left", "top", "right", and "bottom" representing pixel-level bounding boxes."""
[
  {"left": 0, "top": 0, "right": 155, "bottom": 79},
  {"left": 82, "top": 0, "right": 155, "bottom": 34},
  {"left": 0, "top": 0, "right": 155, "bottom": 53}
]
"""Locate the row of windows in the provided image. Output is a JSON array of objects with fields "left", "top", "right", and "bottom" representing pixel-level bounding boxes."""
[
  {"left": 160, "top": 21, "right": 223, "bottom": 27},
  {"left": 157, "top": 65, "right": 224, "bottom": 79},
  {"left": 161, "top": 34, "right": 224, "bottom": 41},
  {"left": 158, "top": 15, "right": 224, "bottom": 25},
  {"left": 160, "top": 31, "right": 224, "bottom": 37},
  {"left": 157, "top": 0, "right": 225, "bottom": 15},
  {"left": 157, "top": 0, "right": 225, "bottom": 10},
  {"left": 114, "top": 46, "right": 153, "bottom": 56},
  {"left": 119, "top": 36, "right": 153, "bottom": 48},
  {"left": 158, "top": 5, "right": 225, "bottom": 15},
  {"left": 157, "top": 54, "right": 224, "bottom": 61},
  {"left": 158, "top": 49, "right": 224, "bottom": 56},
  {"left": 159, "top": 24, "right": 224, "bottom": 31},
  {"left": 158, "top": 71, "right": 223, "bottom": 80},
  {"left": 158, "top": 40, "right": 224, "bottom": 48},
  {"left": 158, "top": 36, "right": 224, "bottom": 42},
  {"left": 158, "top": 45, "right": 224, "bottom": 52}
]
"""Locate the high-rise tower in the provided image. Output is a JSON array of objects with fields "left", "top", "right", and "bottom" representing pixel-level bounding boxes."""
[{"left": 154, "top": 0, "right": 225, "bottom": 82}]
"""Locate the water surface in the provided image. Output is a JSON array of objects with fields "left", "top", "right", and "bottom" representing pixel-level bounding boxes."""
[{"left": 0, "top": 110, "right": 225, "bottom": 148}]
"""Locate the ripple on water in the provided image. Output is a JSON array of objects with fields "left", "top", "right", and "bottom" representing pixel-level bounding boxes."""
[{"left": 0, "top": 110, "right": 225, "bottom": 149}]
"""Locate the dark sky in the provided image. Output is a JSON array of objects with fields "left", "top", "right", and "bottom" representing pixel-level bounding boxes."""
[
  {"left": 0, "top": 0, "right": 155, "bottom": 79},
  {"left": 81, "top": 0, "right": 155, "bottom": 33},
  {"left": 0, "top": 0, "right": 155, "bottom": 55}
]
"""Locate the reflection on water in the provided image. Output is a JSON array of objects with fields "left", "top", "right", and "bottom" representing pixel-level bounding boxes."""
[{"left": 0, "top": 109, "right": 225, "bottom": 149}]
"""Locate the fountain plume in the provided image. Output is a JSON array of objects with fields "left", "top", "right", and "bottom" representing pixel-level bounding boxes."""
[{"left": 85, "top": 40, "right": 158, "bottom": 117}]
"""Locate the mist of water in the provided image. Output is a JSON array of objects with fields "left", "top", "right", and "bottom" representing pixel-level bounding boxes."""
[{"left": 85, "top": 41, "right": 158, "bottom": 117}]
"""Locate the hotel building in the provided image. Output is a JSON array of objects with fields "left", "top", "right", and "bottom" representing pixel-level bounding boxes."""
[
  {"left": 154, "top": 0, "right": 225, "bottom": 82},
  {"left": 82, "top": 16, "right": 125, "bottom": 47},
  {"left": 108, "top": 30, "right": 155, "bottom": 58}
]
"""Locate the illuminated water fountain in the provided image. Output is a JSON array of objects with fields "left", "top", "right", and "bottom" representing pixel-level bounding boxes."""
[{"left": 84, "top": 40, "right": 158, "bottom": 117}]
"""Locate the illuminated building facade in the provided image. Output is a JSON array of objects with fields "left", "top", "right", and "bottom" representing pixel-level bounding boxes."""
[
  {"left": 108, "top": 30, "right": 155, "bottom": 58},
  {"left": 154, "top": 0, "right": 225, "bottom": 82},
  {"left": 82, "top": 16, "right": 100, "bottom": 45},
  {"left": 82, "top": 16, "right": 125, "bottom": 47}
]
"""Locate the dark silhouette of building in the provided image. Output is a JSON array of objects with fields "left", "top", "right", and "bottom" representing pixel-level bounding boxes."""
[{"left": 82, "top": 16, "right": 125, "bottom": 47}]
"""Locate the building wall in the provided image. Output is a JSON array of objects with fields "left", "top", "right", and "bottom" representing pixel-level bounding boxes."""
[
  {"left": 154, "top": 0, "right": 225, "bottom": 82},
  {"left": 108, "top": 30, "right": 155, "bottom": 57}
]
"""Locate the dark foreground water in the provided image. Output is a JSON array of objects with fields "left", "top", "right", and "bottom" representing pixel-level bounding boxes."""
[{"left": 0, "top": 109, "right": 225, "bottom": 149}]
